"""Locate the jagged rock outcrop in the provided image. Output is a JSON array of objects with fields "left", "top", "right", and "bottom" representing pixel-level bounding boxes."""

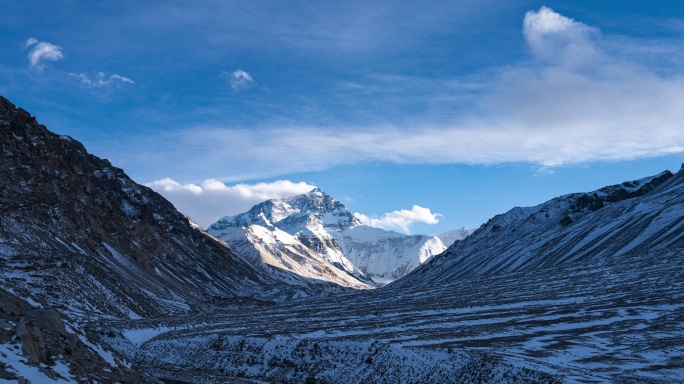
[
  {"left": 0, "top": 288, "right": 155, "bottom": 383},
  {"left": 15, "top": 308, "right": 69, "bottom": 365}
]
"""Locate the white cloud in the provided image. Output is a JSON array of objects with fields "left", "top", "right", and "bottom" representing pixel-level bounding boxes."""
[
  {"left": 221, "top": 69, "right": 254, "bottom": 90},
  {"left": 146, "top": 178, "right": 315, "bottom": 227},
  {"left": 110, "top": 74, "right": 135, "bottom": 84},
  {"left": 24, "top": 37, "right": 65, "bottom": 70},
  {"left": 522, "top": 6, "right": 599, "bottom": 65},
  {"left": 355, "top": 205, "right": 441, "bottom": 234},
  {"left": 69, "top": 72, "right": 135, "bottom": 88},
  {"left": 23, "top": 37, "right": 38, "bottom": 49}
]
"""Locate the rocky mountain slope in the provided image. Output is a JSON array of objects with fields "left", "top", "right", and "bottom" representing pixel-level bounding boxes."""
[
  {"left": 208, "top": 188, "right": 374, "bottom": 290},
  {"left": 394, "top": 167, "right": 684, "bottom": 287},
  {"left": 334, "top": 224, "right": 448, "bottom": 284},
  {"left": 0, "top": 95, "right": 362, "bottom": 381},
  {"left": 0, "top": 96, "right": 339, "bottom": 318},
  {"left": 208, "top": 188, "right": 458, "bottom": 285}
]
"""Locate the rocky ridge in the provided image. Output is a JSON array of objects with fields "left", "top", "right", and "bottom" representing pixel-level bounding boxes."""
[{"left": 394, "top": 167, "right": 684, "bottom": 287}]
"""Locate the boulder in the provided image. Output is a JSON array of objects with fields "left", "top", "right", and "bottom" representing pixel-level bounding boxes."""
[
  {"left": 0, "top": 290, "right": 29, "bottom": 316},
  {"left": 15, "top": 318, "right": 48, "bottom": 364},
  {"left": 23, "top": 309, "right": 68, "bottom": 338},
  {"left": 14, "top": 308, "right": 68, "bottom": 364}
]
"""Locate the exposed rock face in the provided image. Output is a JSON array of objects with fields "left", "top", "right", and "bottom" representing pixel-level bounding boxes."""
[
  {"left": 15, "top": 308, "right": 70, "bottom": 365},
  {"left": 395, "top": 169, "right": 684, "bottom": 287},
  {"left": 0, "top": 290, "right": 26, "bottom": 317},
  {"left": 0, "top": 288, "right": 154, "bottom": 382},
  {"left": 15, "top": 316, "right": 51, "bottom": 364},
  {"left": 23, "top": 309, "right": 69, "bottom": 339}
]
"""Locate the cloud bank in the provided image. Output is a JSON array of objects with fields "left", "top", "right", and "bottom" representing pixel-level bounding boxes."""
[
  {"left": 24, "top": 37, "right": 65, "bottom": 70},
  {"left": 355, "top": 205, "right": 442, "bottom": 234},
  {"left": 147, "top": 178, "right": 315, "bottom": 227}
]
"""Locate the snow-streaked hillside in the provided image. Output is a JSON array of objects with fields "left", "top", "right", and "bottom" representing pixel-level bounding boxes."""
[
  {"left": 208, "top": 189, "right": 453, "bottom": 285},
  {"left": 395, "top": 168, "right": 684, "bottom": 287},
  {"left": 105, "top": 247, "right": 684, "bottom": 383}
]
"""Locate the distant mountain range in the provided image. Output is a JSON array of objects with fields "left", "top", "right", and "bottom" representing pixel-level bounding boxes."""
[{"left": 207, "top": 188, "right": 470, "bottom": 287}]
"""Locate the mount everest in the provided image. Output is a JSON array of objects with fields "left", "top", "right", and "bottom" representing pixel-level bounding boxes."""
[{"left": 207, "top": 188, "right": 468, "bottom": 286}]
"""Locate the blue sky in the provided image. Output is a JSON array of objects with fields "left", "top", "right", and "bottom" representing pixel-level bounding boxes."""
[{"left": 2, "top": 1, "right": 684, "bottom": 234}]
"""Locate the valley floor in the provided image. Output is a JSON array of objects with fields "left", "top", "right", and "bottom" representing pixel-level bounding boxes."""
[{"left": 103, "top": 248, "right": 684, "bottom": 383}]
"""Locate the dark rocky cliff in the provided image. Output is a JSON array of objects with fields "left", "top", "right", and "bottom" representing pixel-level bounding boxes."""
[{"left": 0, "top": 96, "right": 303, "bottom": 319}]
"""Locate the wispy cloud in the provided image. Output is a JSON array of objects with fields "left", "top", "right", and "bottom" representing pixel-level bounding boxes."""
[
  {"left": 69, "top": 72, "right": 134, "bottom": 88},
  {"left": 23, "top": 37, "right": 38, "bottom": 49},
  {"left": 220, "top": 69, "right": 254, "bottom": 90},
  {"left": 110, "top": 6, "right": 684, "bottom": 183},
  {"left": 24, "top": 37, "right": 65, "bottom": 71},
  {"left": 355, "top": 205, "right": 441, "bottom": 234},
  {"left": 146, "top": 178, "right": 315, "bottom": 227}
]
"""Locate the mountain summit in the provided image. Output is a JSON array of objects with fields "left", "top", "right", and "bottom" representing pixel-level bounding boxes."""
[
  {"left": 210, "top": 187, "right": 360, "bottom": 231},
  {"left": 208, "top": 189, "right": 467, "bottom": 285},
  {"left": 209, "top": 189, "right": 373, "bottom": 290}
]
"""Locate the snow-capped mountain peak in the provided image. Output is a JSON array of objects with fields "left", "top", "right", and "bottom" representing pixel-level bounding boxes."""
[
  {"left": 208, "top": 189, "right": 465, "bottom": 285},
  {"left": 209, "top": 188, "right": 360, "bottom": 233}
]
